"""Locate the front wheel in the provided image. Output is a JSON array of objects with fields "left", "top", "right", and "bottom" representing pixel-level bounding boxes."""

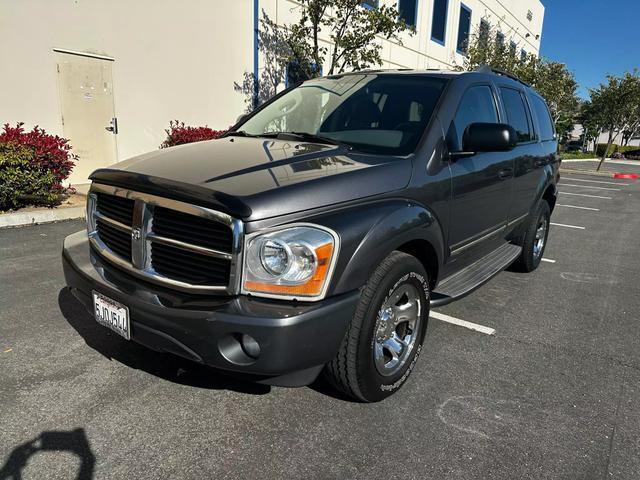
[
  {"left": 512, "top": 200, "right": 551, "bottom": 273},
  {"left": 324, "top": 251, "right": 430, "bottom": 402}
]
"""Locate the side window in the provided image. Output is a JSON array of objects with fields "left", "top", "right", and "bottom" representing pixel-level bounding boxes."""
[
  {"left": 530, "top": 95, "right": 555, "bottom": 141},
  {"left": 499, "top": 87, "right": 532, "bottom": 143},
  {"left": 450, "top": 85, "right": 498, "bottom": 151}
]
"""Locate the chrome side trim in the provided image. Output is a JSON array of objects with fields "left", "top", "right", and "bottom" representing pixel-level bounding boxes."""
[
  {"left": 147, "top": 233, "right": 233, "bottom": 260},
  {"left": 450, "top": 222, "right": 507, "bottom": 255},
  {"left": 507, "top": 212, "right": 529, "bottom": 227},
  {"left": 88, "top": 183, "right": 243, "bottom": 295}
]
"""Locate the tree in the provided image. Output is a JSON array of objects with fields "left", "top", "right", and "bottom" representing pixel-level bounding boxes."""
[
  {"left": 457, "top": 24, "right": 580, "bottom": 141},
  {"left": 586, "top": 72, "right": 640, "bottom": 170},
  {"left": 236, "top": 1, "right": 412, "bottom": 110}
]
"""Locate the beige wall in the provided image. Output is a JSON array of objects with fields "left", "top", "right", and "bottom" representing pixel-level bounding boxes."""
[{"left": 0, "top": 0, "right": 254, "bottom": 163}]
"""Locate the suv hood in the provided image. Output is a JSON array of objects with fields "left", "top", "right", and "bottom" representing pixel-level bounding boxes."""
[{"left": 90, "top": 137, "right": 412, "bottom": 221}]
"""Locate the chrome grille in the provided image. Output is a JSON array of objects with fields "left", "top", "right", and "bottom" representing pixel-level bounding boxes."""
[{"left": 87, "top": 183, "right": 243, "bottom": 294}]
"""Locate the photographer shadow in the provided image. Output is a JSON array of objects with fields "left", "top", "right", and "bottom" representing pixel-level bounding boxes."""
[{"left": 0, "top": 428, "right": 94, "bottom": 480}]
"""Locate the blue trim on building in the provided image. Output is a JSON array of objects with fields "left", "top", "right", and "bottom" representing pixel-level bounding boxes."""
[{"left": 253, "top": 0, "right": 259, "bottom": 109}]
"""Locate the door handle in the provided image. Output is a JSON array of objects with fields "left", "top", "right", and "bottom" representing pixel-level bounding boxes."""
[
  {"left": 105, "top": 117, "right": 118, "bottom": 134},
  {"left": 498, "top": 169, "right": 513, "bottom": 180},
  {"left": 534, "top": 159, "right": 547, "bottom": 168}
]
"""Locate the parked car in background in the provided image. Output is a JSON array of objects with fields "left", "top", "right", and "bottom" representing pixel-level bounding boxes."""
[
  {"left": 62, "top": 67, "right": 559, "bottom": 402},
  {"left": 564, "top": 140, "right": 583, "bottom": 152}
]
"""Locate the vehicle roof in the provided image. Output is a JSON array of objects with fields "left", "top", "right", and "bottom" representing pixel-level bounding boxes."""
[{"left": 326, "top": 68, "right": 534, "bottom": 92}]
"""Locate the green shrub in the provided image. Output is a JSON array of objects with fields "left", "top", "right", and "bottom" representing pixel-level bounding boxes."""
[
  {"left": 0, "top": 144, "right": 61, "bottom": 211},
  {"left": 595, "top": 143, "right": 639, "bottom": 157},
  {"left": 560, "top": 151, "right": 596, "bottom": 160}
]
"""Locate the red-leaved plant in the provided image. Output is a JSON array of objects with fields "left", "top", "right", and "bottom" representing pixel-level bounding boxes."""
[
  {"left": 160, "top": 120, "right": 226, "bottom": 149},
  {"left": 0, "top": 123, "right": 76, "bottom": 210},
  {"left": 0, "top": 123, "right": 76, "bottom": 184}
]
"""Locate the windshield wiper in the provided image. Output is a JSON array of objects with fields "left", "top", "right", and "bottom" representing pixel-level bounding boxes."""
[
  {"left": 223, "top": 130, "right": 257, "bottom": 138},
  {"left": 260, "top": 131, "right": 353, "bottom": 150}
]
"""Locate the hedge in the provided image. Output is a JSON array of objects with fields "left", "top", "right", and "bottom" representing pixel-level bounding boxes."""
[
  {"left": 0, "top": 123, "right": 76, "bottom": 211},
  {"left": 160, "top": 120, "right": 226, "bottom": 148},
  {"left": 595, "top": 143, "right": 639, "bottom": 158}
]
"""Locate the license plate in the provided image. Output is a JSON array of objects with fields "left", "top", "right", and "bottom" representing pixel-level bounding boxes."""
[{"left": 93, "top": 291, "right": 130, "bottom": 340}]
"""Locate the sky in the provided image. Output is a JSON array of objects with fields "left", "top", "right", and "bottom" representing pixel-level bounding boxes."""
[{"left": 540, "top": 0, "right": 640, "bottom": 99}]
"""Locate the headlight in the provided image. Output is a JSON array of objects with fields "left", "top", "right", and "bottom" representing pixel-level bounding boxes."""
[{"left": 242, "top": 225, "right": 338, "bottom": 300}]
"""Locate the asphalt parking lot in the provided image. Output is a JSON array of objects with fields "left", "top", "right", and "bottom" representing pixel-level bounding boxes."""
[{"left": 2, "top": 166, "right": 640, "bottom": 479}]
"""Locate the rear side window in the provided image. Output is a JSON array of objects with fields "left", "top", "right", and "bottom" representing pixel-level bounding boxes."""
[
  {"left": 450, "top": 85, "right": 498, "bottom": 151},
  {"left": 499, "top": 87, "right": 532, "bottom": 143},
  {"left": 530, "top": 94, "right": 555, "bottom": 141}
]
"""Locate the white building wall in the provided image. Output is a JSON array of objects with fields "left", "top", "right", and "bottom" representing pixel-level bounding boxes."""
[{"left": 1, "top": 0, "right": 544, "bottom": 180}]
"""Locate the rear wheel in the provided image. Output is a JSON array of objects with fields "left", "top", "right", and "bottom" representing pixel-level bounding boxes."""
[
  {"left": 512, "top": 200, "right": 551, "bottom": 273},
  {"left": 324, "top": 251, "right": 430, "bottom": 402}
]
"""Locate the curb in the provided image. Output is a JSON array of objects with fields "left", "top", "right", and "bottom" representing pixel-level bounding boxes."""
[
  {"left": 0, "top": 206, "right": 85, "bottom": 229},
  {"left": 559, "top": 168, "right": 624, "bottom": 178}
]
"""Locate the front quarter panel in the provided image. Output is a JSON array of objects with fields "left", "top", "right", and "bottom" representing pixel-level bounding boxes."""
[{"left": 308, "top": 200, "right": 445, "bottom": 296}]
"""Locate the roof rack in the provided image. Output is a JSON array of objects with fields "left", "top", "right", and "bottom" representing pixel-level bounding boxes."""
[{"left": 474, "top": 65, "right": 531, "bottom": 87}]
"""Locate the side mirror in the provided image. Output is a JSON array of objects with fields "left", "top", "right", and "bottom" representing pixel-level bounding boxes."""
[{"left": 450, "top": 123, "right": 517, "bottom": 160}]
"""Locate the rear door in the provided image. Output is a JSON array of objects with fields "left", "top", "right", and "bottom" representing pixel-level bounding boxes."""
[
  {"left": 497, "top": 86, "right": 543, "bottom": 222},
  {"left": 447, "top": 84, "right": 513, "bottom": 252}
]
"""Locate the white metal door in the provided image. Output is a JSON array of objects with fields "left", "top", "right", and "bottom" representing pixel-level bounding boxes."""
[{"left": 56, "top": 51, "right": 118, "bottom": 186}]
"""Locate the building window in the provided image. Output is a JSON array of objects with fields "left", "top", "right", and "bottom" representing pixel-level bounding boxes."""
[
  {"left": 509, "top": 40, "right": 517, "bottom": 56},
  {"left": 431, "top": 0, "right": 448, "bottom": 45},
  {"left": 361, "top": 0, "right": 378, "bottom": 9},
  {"left": 521, "top": 49, "right": 527, "bottom": 61},
  {"left": 398, "top": 0, "right": 419, "bottom": 28},
  {"left": 479, "top": 19, "right": 490, "bottom": 45},
  {"left": 456, "top": 4, "right": 472, "bottom": 54},
  {"left": 496, "top": 31, "right": 505, "bottom": 49},
  {"left": 527, "top": 9, "right": 533, "bottom": 21}
]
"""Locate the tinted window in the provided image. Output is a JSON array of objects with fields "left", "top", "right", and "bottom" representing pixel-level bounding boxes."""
[
  {"left": 399, "top": 0, "right": 418, "bottom": 27},
  {"left": 449, "top": 85, "right": 498, "bottom": 151},
  {"left": 500, "top": 87, "right": 532, "bottom": 143},
  {"left": 530, "top": 95, "right": 555, "bottom": 141},
  {"left": 496, "top": 31, "right": 505, "bottom": 48},
  {"left": 431, "top": 0, "right": 448, "bottom": 43},
  {"left": 240, "top": 75, "right": 448, "bottom": 155},
  {"left": 456, "top": 5, "right": 471, "bottom": 53}
]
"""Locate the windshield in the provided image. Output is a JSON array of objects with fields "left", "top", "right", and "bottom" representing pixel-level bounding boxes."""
[{"left": 238, "top": 74, "right": 448, "bottom": 155}]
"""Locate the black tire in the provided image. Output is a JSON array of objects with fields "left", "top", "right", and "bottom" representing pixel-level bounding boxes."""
[
  {"left": 324, "top": 251, "right": 430, "bottom": 402},
  {"left": 511, "top": 200, "right": 551, "bottom": 273}
]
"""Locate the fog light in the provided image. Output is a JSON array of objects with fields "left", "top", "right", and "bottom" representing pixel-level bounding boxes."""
[{"left": 240, "top": 334, "right": 261, "bottom": 359}]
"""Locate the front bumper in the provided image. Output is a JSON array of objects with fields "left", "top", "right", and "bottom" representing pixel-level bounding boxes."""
[{"left": 61, "top": 231, "right": 359, "bottom": 386}]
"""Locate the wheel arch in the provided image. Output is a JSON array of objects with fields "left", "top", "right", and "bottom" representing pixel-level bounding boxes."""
[{"left": 327, "top": 201, "right": 445, "bottom": 296}]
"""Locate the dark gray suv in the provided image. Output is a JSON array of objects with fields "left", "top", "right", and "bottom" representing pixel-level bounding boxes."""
[{"left": 62, "top": 67, "right": 559, "bottom": 402}]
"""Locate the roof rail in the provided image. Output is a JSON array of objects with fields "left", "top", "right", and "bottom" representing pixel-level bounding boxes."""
[{"left": 474, "top": 65, "right": 531, "bottom": 87}]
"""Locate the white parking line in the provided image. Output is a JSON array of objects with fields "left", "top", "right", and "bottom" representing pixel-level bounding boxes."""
[
  {"left": 560, "top": 183, "right": 620, "bottom": 191},
  {"left": 561, "top": 177, "right": 630, "bottom": 186},
  {"left": 557, "top": 204, "right": 600, "bottom": 211},
  {"left": 430, "top": 311, "right": 496, "bottom": 335},
  {"left": 551, "top": 222, "right": 585, "bottom": 230},
  {"left": 560, "top": 192, "right": 612, "bottom": 200},
  {"left": 541, "top": 258, "right": 556, "bottom": 263}
]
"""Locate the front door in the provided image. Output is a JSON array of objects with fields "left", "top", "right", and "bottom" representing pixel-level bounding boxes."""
[
  {"left": 447, "top": 84, "right": 512, "bottom": 252},
  {"left": 55, "top": 51, "right": 118, "bottom": 186}
]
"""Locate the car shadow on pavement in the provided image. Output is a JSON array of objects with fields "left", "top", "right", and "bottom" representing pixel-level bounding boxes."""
[
  {"left": 0, "top": 428, "right": 95, "bottom": 480},
  {"left": 57, "top": 288, "right": 271, "bottom": 396}
]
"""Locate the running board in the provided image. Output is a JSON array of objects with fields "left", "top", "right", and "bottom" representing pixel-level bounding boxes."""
[{"left": 430, "top": 243, "right": 522, "bottom": 307}]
